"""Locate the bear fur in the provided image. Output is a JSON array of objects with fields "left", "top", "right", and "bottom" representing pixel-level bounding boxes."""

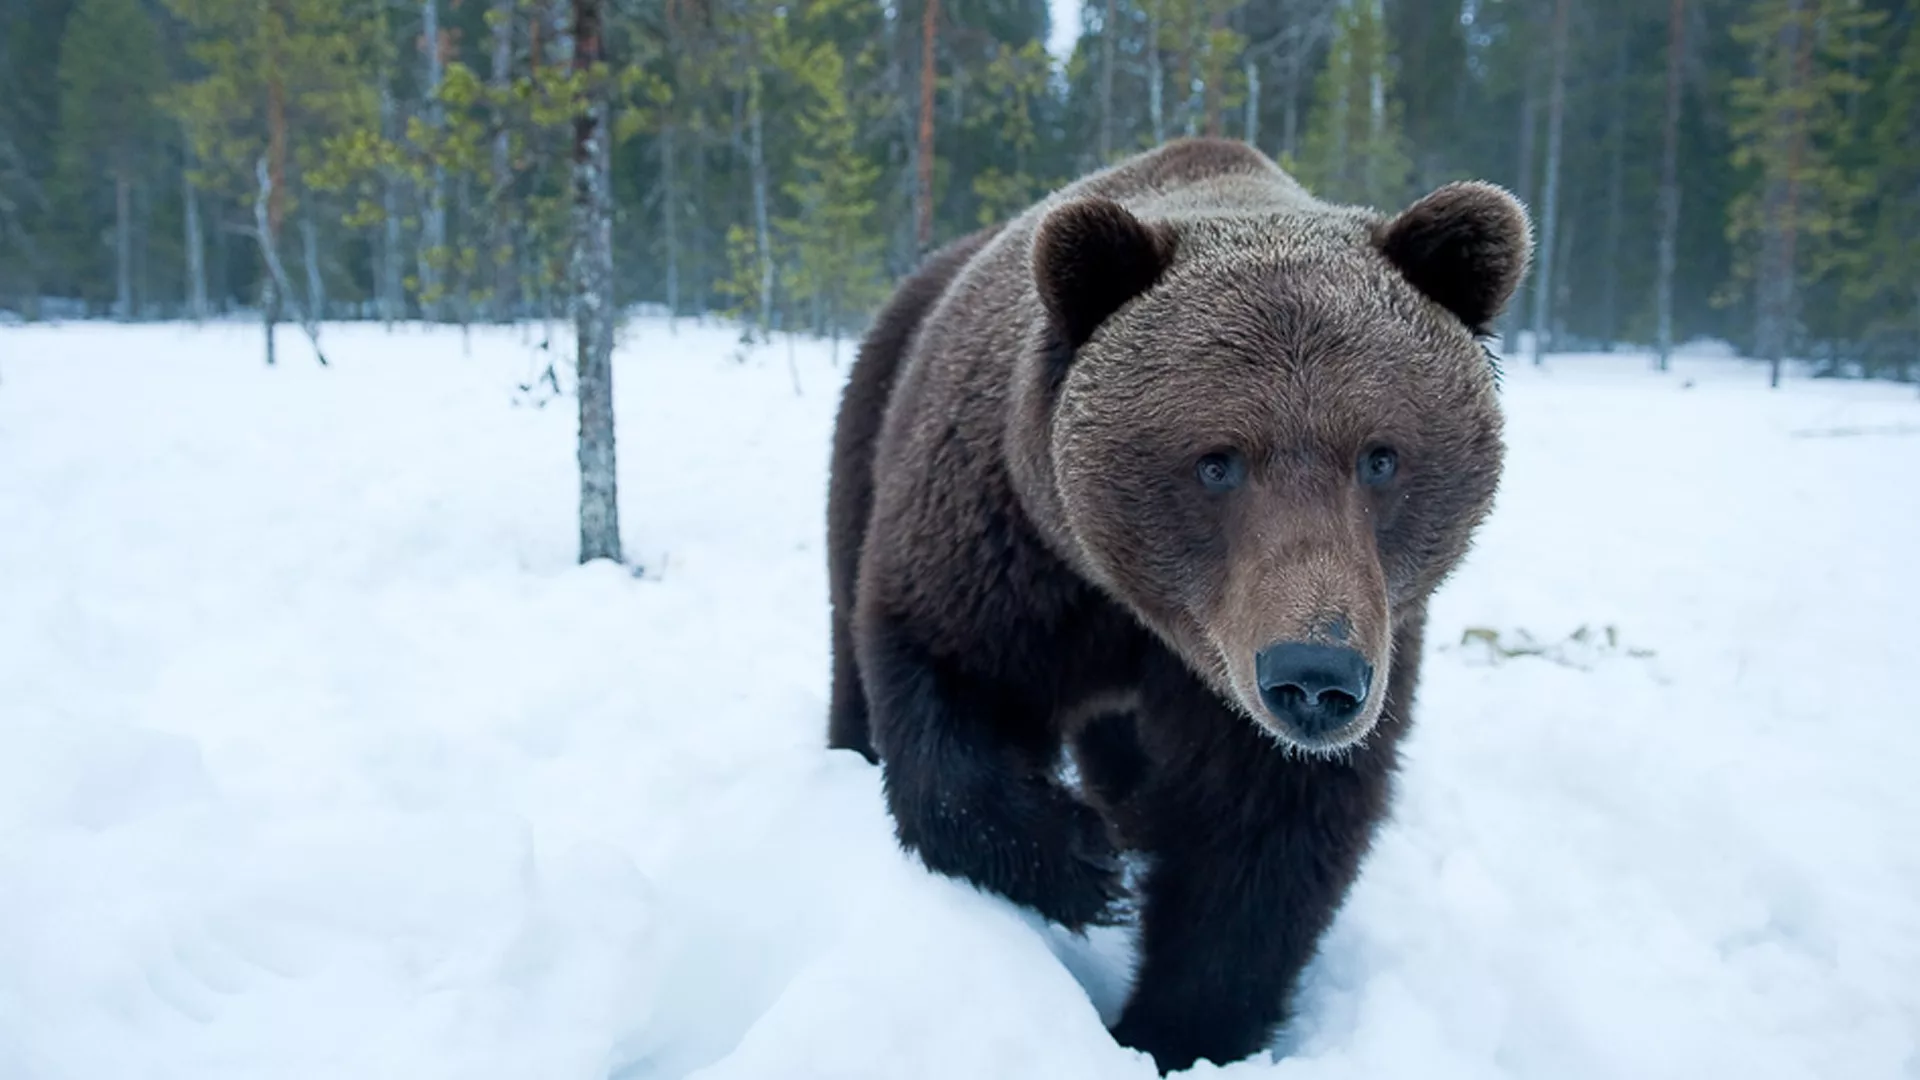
[{"left": 825, "top": 137, "right": 1530, "bottom": 1073}]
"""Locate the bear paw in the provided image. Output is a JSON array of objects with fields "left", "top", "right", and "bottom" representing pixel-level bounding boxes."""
[{"left": 900, "top": 775, "right": 1130, "bottom": 933}]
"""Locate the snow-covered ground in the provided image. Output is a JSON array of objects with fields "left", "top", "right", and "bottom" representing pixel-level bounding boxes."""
[{"left": 1, "top": 319, "right": 1916, "bottom": 1080}]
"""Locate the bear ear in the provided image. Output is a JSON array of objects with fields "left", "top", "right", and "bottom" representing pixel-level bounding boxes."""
[
  {"left": 1033, "top": 197, "right": 1175, "bottom": 351},
  {"left": 1376, "top": 181, "right": 1532, "bottom": 334}
]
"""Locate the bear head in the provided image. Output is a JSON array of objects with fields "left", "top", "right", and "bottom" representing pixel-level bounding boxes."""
[{"left": 1027, "top": 181, "right": 1530, "bottom": 755}]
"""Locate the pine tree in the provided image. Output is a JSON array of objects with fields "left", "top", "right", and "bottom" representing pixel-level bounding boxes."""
[
  {"left": 164, "top": 0, "right": 381, "bottom": 363},
  {"left": 1295, "top": 0, "right": 1410, "bottom": 210},
  {"left": 776, "top": 31, "right": 885, "bottom": 355},
  {"left": 1842, "top": 9, "right": 1920, "bottom": 381},
  {"left": 54, "top": 0, "right": 165, "bottom": 319},
  {"left": 966, "top": 39, "right": 1053, "bottom": 226},
  {"left": 1726, "top": 0, "right": 1882, "bottom": 385}
]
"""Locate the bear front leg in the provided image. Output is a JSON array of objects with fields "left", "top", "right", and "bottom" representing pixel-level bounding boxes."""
[
  {"left": 858, "top": 615, "right": 1126, "bottom": 932},
  {"left": 1110, "top": 704, "right": 1395, "bottom": 1073}
]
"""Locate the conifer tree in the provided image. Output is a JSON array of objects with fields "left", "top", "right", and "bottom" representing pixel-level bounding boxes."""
[
  {"left": 1295, "top": 0, "right": 1410, "bottom": 210},
  {"left": 967, "top": 40, "right": 1053, "bottom": 225},
  {"left": 1726, "top": 0, "right": 1882, "bottom": 385},
  {"left": 164, "top": 0, "right": 380, "bottom": 363},
  {"left": 1842, "top": 10, "right": 1920, "bottom": 380},
  {"left": 54, "top": 0, "right": 166, "bottom": 319},
  {"left": 776, "top": 27, "right": 886, "bottom": 355}
]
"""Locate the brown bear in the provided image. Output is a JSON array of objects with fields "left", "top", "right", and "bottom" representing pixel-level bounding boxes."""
[{"left": 825, "top": 137, "right": 1529, "bottom": 1074}]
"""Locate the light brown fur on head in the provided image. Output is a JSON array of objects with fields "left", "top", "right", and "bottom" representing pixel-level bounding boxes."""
[{"left": 1017, "top": 140, "right": 1530, "bottom": 752}]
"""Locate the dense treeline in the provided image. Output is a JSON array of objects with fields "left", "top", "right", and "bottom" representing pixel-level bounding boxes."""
[{"left": 1, "top": 0, "right": 1915, "bottom": 379}]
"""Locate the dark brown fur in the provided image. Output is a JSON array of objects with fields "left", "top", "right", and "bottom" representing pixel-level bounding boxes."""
[{"left": 826, "top": 137, "right": 1530, "bottom": 1073}]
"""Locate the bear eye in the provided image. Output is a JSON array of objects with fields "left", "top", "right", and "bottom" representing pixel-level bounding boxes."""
[
  {"left": 1196, "top": 451, "right": 1246, "bottom": 493},
  {"left": 1359, "top": 447, "right": 1399, "bottom": 487}
]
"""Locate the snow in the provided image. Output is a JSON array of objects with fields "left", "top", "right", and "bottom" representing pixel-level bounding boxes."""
[{"left": 1, "top": 319, "right": 1917, "bottom": 1080}]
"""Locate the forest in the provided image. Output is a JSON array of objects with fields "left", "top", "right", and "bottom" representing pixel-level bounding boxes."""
[{"left": 1, "top": 0, "right": 1916, "bottom": 380}]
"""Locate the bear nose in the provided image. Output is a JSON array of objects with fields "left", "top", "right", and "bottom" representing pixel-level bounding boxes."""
[{"left": 1255, "top": 642, "right": 1373, "bottom": 736}]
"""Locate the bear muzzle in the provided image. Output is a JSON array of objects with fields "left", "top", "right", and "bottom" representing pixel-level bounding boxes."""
[{"left": 1255, "top": 641, "right": 1374, "bottom": 739}]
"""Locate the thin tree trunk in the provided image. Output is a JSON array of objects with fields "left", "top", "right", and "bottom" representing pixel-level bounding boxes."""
[
  {"left": 1148, "top": 5, "right": 1166, "bottom": 144},
  {"left": 1282, "top": 49, "right": 1301, "bottom": 159},
  {"left": 918, "top": 0, "right": 938, "bottom": 252},
  {"left": 301, "top": 209, "right": 325, "bottom": 323},
  {"left": 136, "top": 172, "right": 151, "bottom": 316},
  {"left": 1655, "top": 0, "right": 1684, "bottom": 371},
  {"left": 379, "top": 78, "right": 405, "bottom": 325},
  {"left": 1777, "top": 4, "right": 1812, "bottom": 389},
  {"left": 419, "top": 0, "right": 447, "bottom": 322},
  {"left": 1528, "top": 0, "right": 1569, "bottom": 367},
  {"left": 253, "top": 157, "right": 328, "bottom": 367},
  {"left": 692, "top": 120, "right": 709, "bottom": 314},
  {"left": 1331, "top": 26, "right": 1349, "bottom": 192},
  {"left": 264, "top": 65, "right": 291, "bottom": 366},
  {"left": 1204, "top": 4, "right": 1227, "bottom": 136},
  {"left": 114, "top": 172, "right": 132, "bottom": 321},
  {"left": 662, "top": 119, "right": 679, "bottom": 327},
  {"left": 748, "top": 66, "right": 773, "bottom": 335},
  {"left": 1100, "top": 0, "right": 1117, "bottom": 160},
  {"left": 264, "top": 277, "right": 277, "bottom": 366},
  {"left": 1244, "top": 56, "right": 1261, "bottom": 150},
  {"left": 1760, "top": 0, "right": 1805, "bottom": 387},
  {"left": 1366, "top": 0, "right": 1385, "bottom": 204},
  {"left": 183, "top": 159, "right": 208, "bottom": 322},
  {"left": 1600, "top": 23, "right": 1627, "bottom": 351},
  {"left": 1507, "top": 12, "right": 1540, "bottom": 345},
  {"left": 490, "top": 0, "right": 515, "bottom": 321},
  {"left": 572, "top": 0, "right": 620, "bottom": 564}
]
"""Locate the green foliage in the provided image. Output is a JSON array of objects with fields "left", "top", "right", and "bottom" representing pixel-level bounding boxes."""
[
  {"left": 163, "top": 0, "right": 381, "bottom": 204},
  {"left": 51, "top": 0, "right": 165, "bottom": 300},
  {"left": 1837, "top": 11, "right": 1920, "bottom": 375},
  {"left": 309, "top": 0, "right": 666, "bottom": 317},
  {"left": 56, "top": 0, "right": 165, "bottom": 184},
  {"left": 1724, "top": 0, "right": 1884, "bottom": 309},
  {"left": 1296, "top": 0, "right": 1411, "bottom": 210},
  {"left": 0, "top": 0, "right": 1914, "bottom": 380},
  {"left": 966, "top": 40, "right": 1054, "bottom": 225}
]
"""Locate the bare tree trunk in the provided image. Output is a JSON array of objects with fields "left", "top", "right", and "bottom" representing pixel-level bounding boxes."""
[
  {"left": 263, "top": 67, "right": 291, "bottom": 366},
  {"left": 572, "top": 0, "right": 621, "bottom": 564},
  {"left": 419, "top": 0, "right": 447, "bottom": 322},
  {"left": 1282, "top": 49, "right": 1301, "bottom": 159},
  {"left": 1099, "top": 0, "right": 1117, "bottom": 161},
  {"left": 1244, "top": 56, "right": 1261, "bottom": 150},
  {"left": 1760, "top": 0, "right": 1807, "bottom": 388},
  {"left": 691, "top": 120, "right": 709, "bottom": 314},
  {"left": 1774, "top": 15, "right": 1812, "bottom": 388},
  {"left": 917, "top": 0, "right": 939, "bottom": 252},
  {"left": 490, "top": 0, "right": 516, "bottom": 321},
  {"left": 748, "top": 66, "right": 773, "bottom": 335},
  {"left": 183, "top": 160, "right": 208, "bottom": 322},
  {"left": 1528, "top": 0, "right": 1569, "bottom": 367},
  {"left": 1331, "top": 28, "right": 1349, "bottom": 191},
  {"left": 1506, "top": 9, "right": 1540, "bottom": 345},
  {"left": 1655, "top": 0, "right": 1684, "bottom": 371},
  {"left": 301, "top": 209, "right": 325, "bottom": 323},
  {"left": 114, "top": 173, "right": 132, "bottom": 321},
  {"left": 1600, "top": 23, "right": 1627, "bottom": 351},
  {"left": 253, "top": 157, "right": 328, "bottom": 367},
  {"left": 662, "top": 120, "right": 679, "bottom": 327},
  {"left": 263, "top": 277, "right": 277, "bottom": 366},
  {"left": 1203, "top": 4, "right": 1227, "bottom": 136},
  {"left": 378, "top": 78, "right": 406, "bottom": 326},
  {"left": 1147, "top": 5, "right": 1166, "bottom": 144},
  {"left": 1365, "top": 0, "right": 1385, "bottom": 204}
]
